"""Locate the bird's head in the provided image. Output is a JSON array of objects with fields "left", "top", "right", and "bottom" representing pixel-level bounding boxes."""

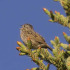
[{"left": 21, "top": 24, "right": 33, "bottom": 30}]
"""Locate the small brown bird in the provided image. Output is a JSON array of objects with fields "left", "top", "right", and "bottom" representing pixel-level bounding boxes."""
[{"left": 20, "top": 24, "right": 52, "bottom": 51}]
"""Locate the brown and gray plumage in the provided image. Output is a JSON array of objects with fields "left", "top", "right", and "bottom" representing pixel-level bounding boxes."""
[{"left": 20, "top": 24, "right": 52, "bottom": 51}]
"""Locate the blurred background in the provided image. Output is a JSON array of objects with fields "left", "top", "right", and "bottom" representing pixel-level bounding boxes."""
[{"left": 0, "top": 0, "right": 69, "bottom": 70}]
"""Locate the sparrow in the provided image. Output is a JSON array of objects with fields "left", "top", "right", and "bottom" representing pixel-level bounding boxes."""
[{"left": 20, "top": 24, "right": 52, "bottom": 51}]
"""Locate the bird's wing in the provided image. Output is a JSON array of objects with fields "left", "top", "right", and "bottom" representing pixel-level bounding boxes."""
[
  {"left": 25, "top": 30, "right": 46, "bottom": 46},
  {"left": 30, "top": 30, "right": 46, "bottom": 44},
  {"left": 35, "top": 32, "right": 45, "bottom": 42}
]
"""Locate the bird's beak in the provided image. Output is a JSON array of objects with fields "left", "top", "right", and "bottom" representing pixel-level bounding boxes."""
[
  {"left": 20, "top": 25, "right": 24, "bottom": 27},
  {"left": 19, "top": 28, "right": 23, "bottom": 30},
  {"left": 20, "top": 25, "right": 23, "bottom": 27}
]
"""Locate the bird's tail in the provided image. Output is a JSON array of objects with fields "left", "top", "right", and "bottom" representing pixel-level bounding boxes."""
[
  {"left": 44, "top": 44, "right": 53, "bottom": 51},
  {"left": 39, "top": 43, "right": 53, "bottom": 51}
]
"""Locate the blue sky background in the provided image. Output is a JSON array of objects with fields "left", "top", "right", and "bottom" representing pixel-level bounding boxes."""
[{"left": 0, "top": 0, "right": 70, "bottom": 70}]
